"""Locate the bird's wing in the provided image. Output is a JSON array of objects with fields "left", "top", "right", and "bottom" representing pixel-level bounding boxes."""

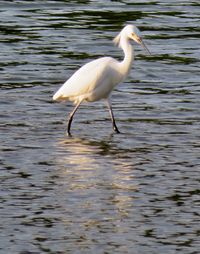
[{"left": 53, "top": 57, "right": 120, "bottom": 101}]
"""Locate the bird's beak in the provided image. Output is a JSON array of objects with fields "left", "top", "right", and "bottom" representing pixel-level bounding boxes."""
[
  {"left": 140, "top": 39, "right": 151, "bottom": 55},
  {"left": 132, "top": 34, "right": 151, "bottom": 55}
]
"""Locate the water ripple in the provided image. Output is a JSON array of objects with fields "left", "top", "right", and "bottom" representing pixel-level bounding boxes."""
[{"left": 0, "top": 0, "right": 200, "bottom": 253}]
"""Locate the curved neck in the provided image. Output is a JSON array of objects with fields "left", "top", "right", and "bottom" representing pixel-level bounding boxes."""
[{"left": 119, "top": 37, "right": 134, "bottom": 78}]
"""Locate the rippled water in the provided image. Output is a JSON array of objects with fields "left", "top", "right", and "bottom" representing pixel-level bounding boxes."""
[{"left": 1, "top": 0, "right": 200, "bottom": 253}]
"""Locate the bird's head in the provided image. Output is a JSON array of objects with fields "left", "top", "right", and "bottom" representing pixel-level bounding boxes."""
[{"left": 114, "top": 24, "right": 151, "bottom": 55}]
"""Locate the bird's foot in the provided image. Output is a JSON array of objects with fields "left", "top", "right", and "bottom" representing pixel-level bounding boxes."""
[
  {"left": 66, "top": 130, "right": 72, "bottom": 137},
  {"left": 113, "top": 126, "right": 120, "bottom": 134}
]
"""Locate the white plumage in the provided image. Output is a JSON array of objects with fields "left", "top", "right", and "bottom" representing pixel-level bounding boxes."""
[
  {"left": 53, "top": 24, "right": 150, "bottom": 136},
  {"left": 53, "top": 57, "right": 122, "bottom": 104}
]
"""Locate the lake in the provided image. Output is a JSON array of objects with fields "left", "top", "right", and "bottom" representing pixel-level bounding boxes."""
[{"left": 0, "top": 0, "right": 200, "bottom": 253}]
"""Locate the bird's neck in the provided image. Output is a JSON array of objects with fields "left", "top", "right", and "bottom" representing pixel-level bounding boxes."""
[{"left": 119, "top": 37, "right": 134, "bottom": 78}]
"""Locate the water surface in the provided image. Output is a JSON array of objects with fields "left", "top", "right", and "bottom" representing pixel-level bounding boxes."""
[{"left": 0, "top": 0, "right": 200, "bottom": 253}]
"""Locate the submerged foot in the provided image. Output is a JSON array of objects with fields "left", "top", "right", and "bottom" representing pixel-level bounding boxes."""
[
  {"left": 113, "top": 126, "right": 120, "bottom": 134},
  {"left": 66, "top": 130, "right": 72, "bottom": 137}
]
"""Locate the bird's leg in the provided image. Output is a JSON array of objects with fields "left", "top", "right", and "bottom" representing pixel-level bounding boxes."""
[
  {"left": 106, "top": 99, "right": 120, "bottom": 133},
  {"left": 67, "top": 101, "right": 82, "bottom": 136}
]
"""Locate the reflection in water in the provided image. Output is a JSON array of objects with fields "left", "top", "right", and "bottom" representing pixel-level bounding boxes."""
[
  {"left": 55, "top": 136, "right": 138, "bottom": 220},
  {"left": 36, "top": 136, "right": 140, "bottom": 252},
  {"left": 58, "top": 137, "right": 99, "bottom": 170},
  {"left": 1, "top": 0, "right": 200, "bottom": 253}
]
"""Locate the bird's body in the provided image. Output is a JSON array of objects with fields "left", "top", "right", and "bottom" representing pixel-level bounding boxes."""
[
  {"left": 53, "top": 57, "right": 123, "bottom": 104},
  {"left": 53, "top": 24, "right": 150, "bottom": 135}
]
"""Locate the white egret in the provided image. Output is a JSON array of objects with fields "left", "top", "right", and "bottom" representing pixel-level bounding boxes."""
[{"left": 53, "top": 24, "right": 150, "bottom": 136}]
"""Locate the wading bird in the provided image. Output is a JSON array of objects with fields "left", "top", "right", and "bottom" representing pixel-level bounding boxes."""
[{"left": 53, "top": 24, "right": 150, "bottom": 136}]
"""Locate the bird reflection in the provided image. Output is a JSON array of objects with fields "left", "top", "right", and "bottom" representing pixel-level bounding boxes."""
[{"left": 54, "top": 135, "right": 138, "bottom": 220}]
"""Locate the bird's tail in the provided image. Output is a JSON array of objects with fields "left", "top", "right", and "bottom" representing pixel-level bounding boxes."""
[{"left": 53, "top": 90, "right": 62, "bottom": 101}]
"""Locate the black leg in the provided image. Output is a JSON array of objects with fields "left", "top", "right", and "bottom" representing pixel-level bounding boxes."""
[
  {"left": 106, "top": 99, "right": 120, "bottom": 133},
  {"left": 67, "top": 101, "right": 82, "bottom": 136}
]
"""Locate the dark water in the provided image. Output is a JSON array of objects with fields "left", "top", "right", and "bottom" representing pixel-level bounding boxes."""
[{"left": 0, "top": 0, "right": 200, "bottom": 253}]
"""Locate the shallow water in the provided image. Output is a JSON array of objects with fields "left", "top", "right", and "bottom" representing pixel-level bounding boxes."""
[{"left": 0, "top": 0, "right": 200, "bottom": 253}]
